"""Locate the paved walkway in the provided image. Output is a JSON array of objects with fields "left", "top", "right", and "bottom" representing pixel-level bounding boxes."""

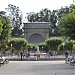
[
  {"left": 0, "top": 60, "right": 75, "bottom": 75},
  {"left": 1, "top": 55, "right": 66, "bottom": 61}
]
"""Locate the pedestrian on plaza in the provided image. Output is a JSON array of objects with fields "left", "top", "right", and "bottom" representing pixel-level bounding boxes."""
[
  {"left": 34, "top": 54, "right": 37, "bottom": 60},
  {"left": 48, "top": 51, "right": 52, "bottom": 58},
  {"left": 20, "top": 52, "right": 23, "bottom": 61},
  {"left": 27, "top": 51, "right": 31, "bottom": 60},
  {"left": 23, "top": 53, "right": 25, "bottom": 59},
  {"left": 26, "top": 51, "right": 28, "bottom": 58},
  {"left": 65, "top": 51, "right": 68, "bottom": 59}
]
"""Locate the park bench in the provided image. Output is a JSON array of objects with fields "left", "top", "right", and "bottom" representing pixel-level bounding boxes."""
[
  {"left": 0, "top": 59, "right": 5, "bottom": 66},
  {"left": 0, "top": 57, "right": 9, "bottom": 67}
]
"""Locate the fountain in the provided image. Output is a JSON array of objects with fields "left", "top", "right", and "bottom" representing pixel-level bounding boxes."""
[
  {"left": 36, "top": 45, "right": 40, "bottom": 53},
  {"left": 35, "top": 45, "right": 46, "bottom": 58},
  {"left": 31, "top": 45, "right": 46, "bottom": 59},
  {"left": 36, "top": 46, "right": 40, "bottom": 58}
]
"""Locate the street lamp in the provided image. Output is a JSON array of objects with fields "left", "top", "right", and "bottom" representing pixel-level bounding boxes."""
[
  {"left": 31, "top": 47, "right": 33, "bottom": 51},
  {"left": 63, "top": 43, "right": 65, "bottom": 53},
  {"left": 11, "top": 43, "right": 12, "bottom": 56},
  {"left": 42, "top": 47, "right": 43, "bottom": 52}
]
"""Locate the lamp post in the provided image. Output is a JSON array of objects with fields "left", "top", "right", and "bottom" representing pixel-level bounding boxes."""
[
  {"left": 42, "top": 47, "right": 43, "bottom": 52},
  {"left": 63, "top": 43, "right": 65, "bottom": 53},
  {"left": 31, "top": 47, "right": 33, "bottom": 51},
  {"left": 11, "top": 43, "right": 12, "bottom": 56}
]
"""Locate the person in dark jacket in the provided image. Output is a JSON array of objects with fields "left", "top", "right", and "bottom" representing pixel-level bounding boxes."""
[{"left": 65, "top": 51, "right": 68, "bottom": 59}]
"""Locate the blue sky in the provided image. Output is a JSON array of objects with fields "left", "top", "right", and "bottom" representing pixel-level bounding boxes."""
[{"left": 0, "top": 0, "right": 74, "bottom": 17}]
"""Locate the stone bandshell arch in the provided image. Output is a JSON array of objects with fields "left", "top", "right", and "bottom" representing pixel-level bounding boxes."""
[
  {"left": 28, "top": 33, "right": 45, "bottom": 44},
  {"left": 23, "top": 22, "right": 49, "bottom": 45}
]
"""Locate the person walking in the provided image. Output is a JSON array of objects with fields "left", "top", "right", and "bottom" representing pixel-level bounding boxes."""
[
  {"left": 27, "top": 51, "right": 31, "bottom": 60},
  {"left": 65, "top": 51, "right": 68, "bottom": 59},
  {"left": 20, "top": 52, "right": 23, "bottom": 61},
  {"left": 34, "top": 54, "right": 37, "bottom": 60}
]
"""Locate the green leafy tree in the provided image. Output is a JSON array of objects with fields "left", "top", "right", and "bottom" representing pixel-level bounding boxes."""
[
  {"left": 27, "top": 8, "right": 60, "bottom": 36},
  {"left": 12, "top": 27, "right": 23, "bottom": 37},
  {"left": 0, "top": 11, "right": 7, "bottom": 35},
  {"left": 58, "top": 40, "right": 73, "bottom": 53},
  {"left": 9, "top": 38, "right": 27, "bottom": 52},
  {"left": 46, "top": 37, "right": 63, "bottom": 51},
  {"left": 27, "top": 44, "right": 35, "bottom": 51},
  {"left": 57, "top": 6, "right": 73, "bottom": 19},
  {"left": 6, "top": 4, "right": 23, "bottom": 37},
  {"left": 0, "top": 20, "right": 3, "bottom": 35},
  {"left": 27, "top": 8, "right": 51, "bottom": 22},
  {"left": 38, "top": 43, "right": 49, "bottom": 53},
  {"left": 58, "top": 12, "right": 75, "bottom": 40},
  {"left": 0, "top": 12, "right": 12, "bottom": 53},
  {"left": 26, "top": 7, "right": 73, "bottom": 36},
  {"left": 72, "top": 40, "right": 75, "bottom": 52}
]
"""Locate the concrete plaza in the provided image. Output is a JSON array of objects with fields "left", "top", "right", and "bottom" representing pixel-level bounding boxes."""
[
  {"left": 0, "top": 60, "right": 75, "bottom": 75},
  {"left": 4, "top": 55, "right": 66, "bottom": 61}
]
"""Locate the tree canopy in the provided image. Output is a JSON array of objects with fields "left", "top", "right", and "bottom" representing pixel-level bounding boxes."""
[
  {"left": 58, "top": 12, "right": 75, "bottom": 40},
  {"left": 0, "top": 20, "right": 3, "bottom": 35},
  {"left": 0, "top": 11, "right": 12, "bottom": 53},
  {"left": 26, "top": 6, "right": 73, "bottom": 36},
  {"left": 6, "top": 4, "right": 23, "bottom": 37},
  {"left": 9, "top": 38, "right": 27, "bottom": 51},
  {"left": 45, "top": 38, "right": 63, "bottom": 51}
]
